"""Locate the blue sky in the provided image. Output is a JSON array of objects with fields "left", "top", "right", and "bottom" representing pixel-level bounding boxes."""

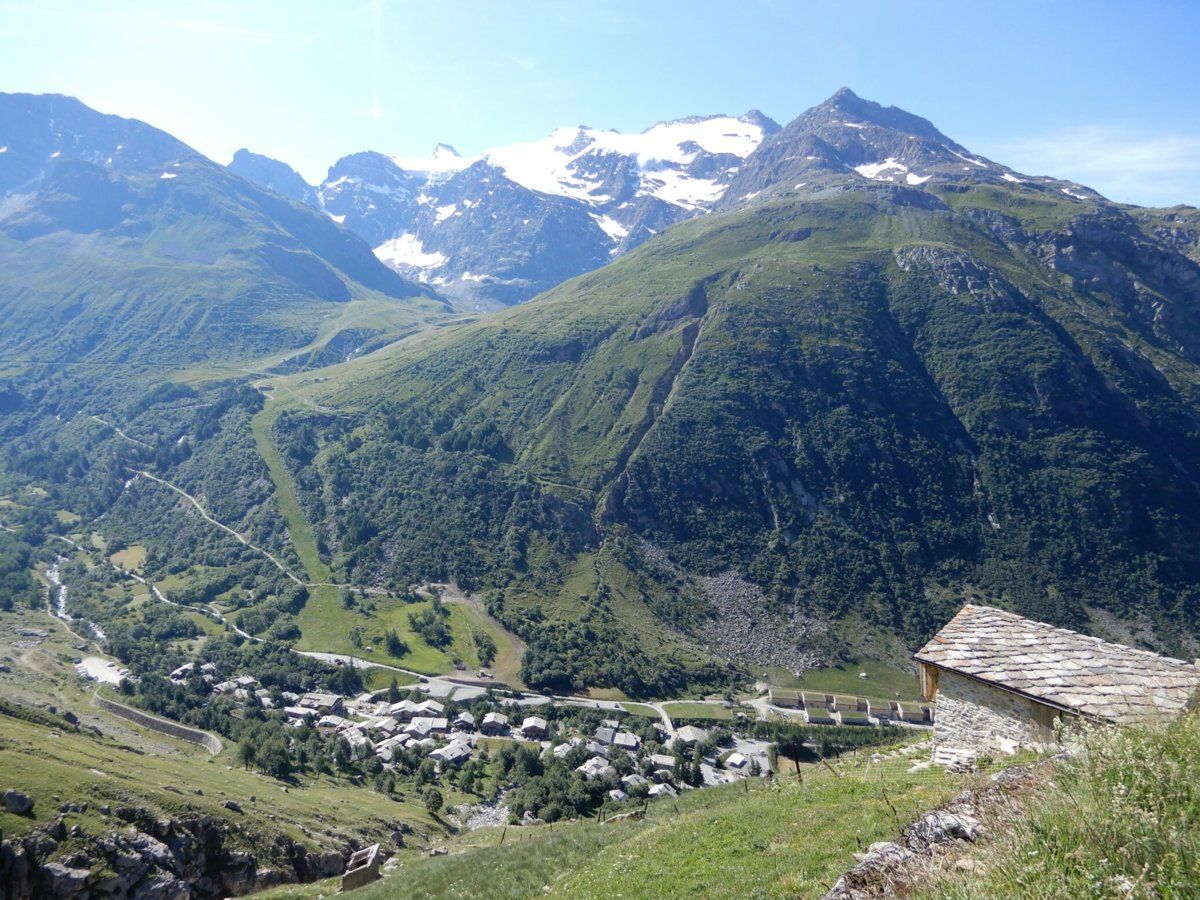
[{"left": 2, "top": 0, "right": 1198, "bottom": 205}]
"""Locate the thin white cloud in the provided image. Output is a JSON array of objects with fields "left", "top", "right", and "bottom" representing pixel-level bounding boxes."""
[
  {"left": 509, "top": 55, "right": 538, "bottom": 72},
  {"left": 980, "top": 127, "right": 1200, "bottom": 208}
]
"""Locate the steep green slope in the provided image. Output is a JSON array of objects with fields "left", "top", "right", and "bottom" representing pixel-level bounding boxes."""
[{"left": 268, "top": 177, "right": 1200, "bottom": 691}]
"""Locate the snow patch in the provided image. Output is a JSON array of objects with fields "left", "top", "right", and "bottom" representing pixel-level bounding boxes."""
[
  {"left": 373, "top": 233, "right": 447, "bottom": 269},
  {"left": 1061, "top": 187, "right": 1090, "bottom": 200},
  {"left": 159, "top": 172, "right": 177, "bottom": 179},
  {"left": 590, "top": 213, "right": 628, "bottom": 244},
  {"left": 435, "top": 203, "right": 457, "bottom": 223},
  {"left": 854, "top": 157, "right": 909, "bottom": 180},
  {"left": 906, "top": 172, "right": 932, "bottom": 185},
  {"left": 326, "top": 212, "right": 346, "bottom": 223},
  {"left": 0, "top": 146, "right": 7, "bottom": 153},
  {"left": 1001, "top": 173, "right": 1026, "bottom": 184}
]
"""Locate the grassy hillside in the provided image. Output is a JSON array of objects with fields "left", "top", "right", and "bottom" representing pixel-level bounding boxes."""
[
  {"left": 924, "top": 714, "right": 1200, "bottom": 898},
  {"left": 260, "top": 741, "right": 963, "bottom": 900},
  {"left": 254, "top": 180, "right": 1200, "bottom": 693},
  {"left": 0, "top": 605, "right": 442, "bottom": 859}
]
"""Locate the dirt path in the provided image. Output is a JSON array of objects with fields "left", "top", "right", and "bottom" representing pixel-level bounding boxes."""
[
  {"left": 127, "top": 469, "right": 307, "bottom": 585},
  {"left": 88, "top": 415, "right": 152, "bottom": 448}
]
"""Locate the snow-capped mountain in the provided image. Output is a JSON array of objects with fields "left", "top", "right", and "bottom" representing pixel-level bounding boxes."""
[
  {"left": 230, "top": 111, "right": 779, "bottom": 307},
  {"left": 720, "top": 88, "right": 1103, "bottom": 206}
]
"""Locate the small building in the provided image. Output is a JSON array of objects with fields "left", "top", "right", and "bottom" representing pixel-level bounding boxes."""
[
  {"left": 520, "top": 716, "right": 549, "bottom": 740},
  {"left": 480, "top": 712, "right": 510, "bottom": 735},
  {"left": 405, "top": 716, "right": 449, "bottom": 738},
  {"left": 607, "top": 788, "right": 629, "bottom": 803},
  {"left": 550, "top": 737, "right": 582, "bottom": 759},
  {"left": 646, "top": 753, "right": 676, "bottom": 772},
  {"left": 621, "top": 773, "right": 649, "bottom": 790},
  {"left": 674, "top": 725, "right": 709, "bottom": 747},
  {"left": 300, "top": 692, "right": 344, "bottom": 714},
  {"left": 431, "top": 741, "right": 472, "bottom": 768},
  {"left": 916, "top": 604, "right": 1200, "bottom": 753},
  {"left": 593, "top": 726, "right": 617, "bottom": 746},
  {"left": 341, "top": 843, "right": 381, "bottom": 892},
  {"left": 453, "top": 711, "right": 475, "bottom": 732},
  {"left": 612, "top": 731, "right": 641, "bottom": 753},
  {"left": 316, "top": 714, "right": 347, "bottom": 734},
  {"left": 576, "top": 756, "right": 616, "bottom": 780},
  {"left": 767, "top": 687, "right": 802, "bottom": 709},
  {"left": 648, "top": 783, "right": 677, "bottom": 799},
  {"left": 725, "top": 752, "right": 749, "bottom": 771}
]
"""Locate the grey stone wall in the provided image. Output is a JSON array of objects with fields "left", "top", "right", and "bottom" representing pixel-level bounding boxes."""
[{"left": 933, "top": 669, "right": 1052, "bottom": 751}]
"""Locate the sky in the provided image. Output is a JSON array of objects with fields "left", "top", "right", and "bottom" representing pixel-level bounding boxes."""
[{"left": 2, "top": 0, "right": 1198, "bottom": 206}]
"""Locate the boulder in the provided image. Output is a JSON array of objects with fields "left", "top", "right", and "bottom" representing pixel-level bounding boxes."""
[
  {"left": 824, "top": 842, "right": 914, "bottom": 899},
  {"left": 903, "top": 809, "right": 981, "bottom": 852},
  {"left": 222, "top": 800, "right": 243, "bottom": 813},
  {"left": 41, "top": 861, "right": 92, "bottom": 897},
  {"left": 3, "top": 790, "right": 34, "bottom": 814}
]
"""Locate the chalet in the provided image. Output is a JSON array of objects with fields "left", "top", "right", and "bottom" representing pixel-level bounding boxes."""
[
  {"left": 674, "top": 725, "right": 709, "bottom": 746},
  {"left": 431, "top": 741, "right": 472, "bottom": 768},
  {"left": 405, "top": 716, "right": 449, "bottom": 738},
  {"left": 520, "top": 716, "right": 549, "bottom": 740},
  {"left": 169, "top": 662, "right": 196, "bottom": 681},
  {"left": 577, "top": 756, "right": 616, "bottom": 780},
  {"left": 388, "top": 699, "right": 420, "bottom": 721},
  {"left": 453, "top": 712, "right": 475, "bottom": 732},
  {"left": 916, "top": 604, "right": 1200, "bottom": 753},
  {"left": 548, "top": 738, "right": 579, "bottom": 759},
  {"left": 621, "top": 773, "right": 649, "bottom": 790},
  {"left": 480, "top": 712, "right": 509, "bottom": 735},
  {"left": 585, "top": 740, "right": 610, "bottom": 758},
  {"left": 300, "top": 692, "right": 344, "bottom": 715},
  {"left": 283, "top": 705, "right": 315, "bottom": 723},
  {"left": 608, "top": 789, "right": 629, "bottom": 803},
  {"left": 612, "top": 731, "right": 641, "bottom": 752},
  {"left": 648, "top": 783, "right": 677, "bottom": 798},
  {"left": 593, "top": 726, "right": 617, "bottom": 746},
  {"left": 415, "top": 699, "right": 446, "bottom": 717},
  {"left": 646, "top": 753, "right": 676, "bottom": 772},
  {"left": 316, "top": 714, "right": 347, "bottom": 734}
]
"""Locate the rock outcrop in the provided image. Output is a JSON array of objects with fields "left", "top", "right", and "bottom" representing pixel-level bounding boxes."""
[{"left": 0, "top": 805, "right": 353, "bottom": 898}]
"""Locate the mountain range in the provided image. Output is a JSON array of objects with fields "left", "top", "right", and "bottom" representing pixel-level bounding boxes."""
[
  {"left": 3, "top": 87, "right": 1200, "bottom": 696},
  {"left": 229, "top": 111, "right": 781, "bottom": 307},
  {"left": 0, "top": 92, "right": 443, "bottom": 397}
]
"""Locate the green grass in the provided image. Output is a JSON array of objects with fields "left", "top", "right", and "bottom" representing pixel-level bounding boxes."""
[
  {"left": 263, "top": 743, "right": 962, "bottom": 899},
  {"left": 663, "top": 702, "right": 734, "bottom": 721},
  {"left": 621, "top": 702, "right": 662, "bottom": 718},
  {"left": 250, "top": 403, "right": 330, "bottom": 583},
  {"left": 924, "top": 715, "right": 1200, "bottom": 899},
  {"left": 766, "top": 659, "right": 921, "bottom": 702},
  {"left": 0, "top": 606, "right": 442, "bottom": 856}
]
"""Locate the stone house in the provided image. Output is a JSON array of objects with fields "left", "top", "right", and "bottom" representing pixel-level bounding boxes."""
[{"left": 916, "top": 604, "right": 1200, "bottom": 753}]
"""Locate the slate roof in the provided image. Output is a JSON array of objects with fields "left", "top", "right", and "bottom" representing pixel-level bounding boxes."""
[{"left": 915, "top": 604, "right": 1200, "bottom": 724}]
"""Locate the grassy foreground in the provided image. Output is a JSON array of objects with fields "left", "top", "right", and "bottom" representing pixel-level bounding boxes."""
[
  {"left": 262, "top": 748, "right": 961, "bottom": 899},
  {"left": 926, "top": 714, "right": 1200, "bottom": 899}
]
